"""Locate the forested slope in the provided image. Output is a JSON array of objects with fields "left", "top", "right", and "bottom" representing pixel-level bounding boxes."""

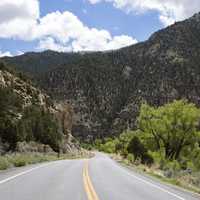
[{"left": 3, "top": 13, "right": 200, "bottom": 140}]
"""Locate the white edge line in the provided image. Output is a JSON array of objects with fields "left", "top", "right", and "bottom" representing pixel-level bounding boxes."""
[
  {"left": 116, "top": 164, "right": 186, "bottom": 200},
  {"left": 0, "top": 163, "right": 52, "bottom": 185}
]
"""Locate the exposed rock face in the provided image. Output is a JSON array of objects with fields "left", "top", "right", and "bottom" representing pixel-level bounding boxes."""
[
  {"left": 54, "top": 101, "right": 74, "bottom": 136},
  {"left": 3, "top": 12, "right": 200, "bottom": 140},
  {"left": 53, "top": 101, "right": 82, "bottom": 153},
  {"left": 0, "top": 69, "right": 49, "bottom": 109},
  {"left": 16, "top": 141, "right": 54, "bottom": 153}
]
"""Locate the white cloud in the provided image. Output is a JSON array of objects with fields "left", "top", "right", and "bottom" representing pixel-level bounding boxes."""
[
  {"left": 37, "top": 37, "right": 72, "bottom": 52},
  {"left": 0, "top": 0, "right": 39, "bottom": 40},
  {"left": 36, "top": 12, "right": 137, "bottom": 52},
  {"left": 0, "top": 1, "right": 137, "bottom": 51},
  {"left": 35, "top": 11, "right": 137, "bottom": 51},
  {"left": 87, "top": 0, "right": 200, "bottom": 26},
  {"left": 105, "top": 35, "right": 137, "bottom": 50},
  {"left": 0, "top": 50, "right": 13, "bottom": 57},
  {"left": 16, "top": 51, "right": 24, "bottom": 56},
  {"left": 0, "top": 0, "right": 39, "bottom": 22}
]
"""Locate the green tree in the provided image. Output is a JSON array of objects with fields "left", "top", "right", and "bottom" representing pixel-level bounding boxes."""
[
  {"left": 127, "top": 136, "right": 146, "bottom": 160},
  {"left": 138, "top": 100, "right": 200, "bottom": 160},
  {"left": 0, "top": 87, "right": 22, "bottom": 149},
  {"left": 20, "top": 106, "right": 62, "bottom": 152}
]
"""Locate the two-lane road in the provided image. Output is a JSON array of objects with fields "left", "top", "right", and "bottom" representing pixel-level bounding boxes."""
[{"left": 0, "top": 153, "right": 199, "bottom": 200}]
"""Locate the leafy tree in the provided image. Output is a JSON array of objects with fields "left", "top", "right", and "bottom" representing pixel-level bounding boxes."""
[
  {"left": 138, "top": 100, "right": 200, "bottom": 160},
  {"left": 0, "top": 87, "right": 22, "bottom": 149},
  {"left": 19, "top": 106, "right": 62, "bottom": 152}
]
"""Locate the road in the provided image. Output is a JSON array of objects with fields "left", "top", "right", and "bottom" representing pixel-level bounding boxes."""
[{"left": 0, "top": 153, "right": 199, "bottom": 200}]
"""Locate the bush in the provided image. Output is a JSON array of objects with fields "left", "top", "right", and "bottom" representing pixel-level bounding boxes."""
[
  {"left": 12, "top": 156, "right": 27, "bottom": 167},
  {"left": 127, "top": 136, "right": 147, "bottom": 159},
  {"left": 100, "top": 140, "right": 116, "bottom": 153},
  {"left": 0, "top": 157, "right": 10, "bottom": 170},
  {"left": 149, "top": 151, "right": 162, "bottom": 161},
  {"left": 127, "top": 154, "right": 134, "bottom": 163},
  {"left": 141, "top": 153, "right": 154, "bottom": 166},
  {"left": 163, "top": 160, "right": 181, "bottom": 172}
]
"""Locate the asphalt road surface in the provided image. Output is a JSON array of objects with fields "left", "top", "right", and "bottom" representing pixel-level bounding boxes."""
[{"left": 0, "top": 153, "right": 199, "bottom": 200}]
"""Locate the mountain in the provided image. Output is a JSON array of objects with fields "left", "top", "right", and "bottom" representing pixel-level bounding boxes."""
[
  {"left": 0, "top": 63, "right": 77, "bottom": 152},
  {"left": 3, "top": 13, "right": 200, "bottom": 141}
]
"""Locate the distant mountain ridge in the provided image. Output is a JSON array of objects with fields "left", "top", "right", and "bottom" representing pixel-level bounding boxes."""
[{"left": 3, "top": 12, "right": 200, "bottom": 140}]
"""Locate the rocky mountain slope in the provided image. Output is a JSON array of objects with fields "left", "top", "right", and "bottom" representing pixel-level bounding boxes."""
[
  {"left": 0, "top": 63, "right": 77, "bottom": 152},
  {"left": 3, "top": 13, "right": 200, "bottom": 141}
]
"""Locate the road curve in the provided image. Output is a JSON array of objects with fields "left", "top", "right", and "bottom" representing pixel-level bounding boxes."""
[{"left": 0, "top": 153, "right": 199, "bottom": 200}]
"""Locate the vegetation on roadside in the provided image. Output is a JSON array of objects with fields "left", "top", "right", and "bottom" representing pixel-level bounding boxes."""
[
  {"left": 0, "top": 152, "right": 88, "bottom": 171},
  {"left": 0, "top": 153, "right": 58, "bottom": 170},
  {"left": 94, "top": 100, "right": 200, "bottom": 192}
]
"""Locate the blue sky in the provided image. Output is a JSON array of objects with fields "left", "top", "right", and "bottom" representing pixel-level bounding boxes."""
[{"left": 0, "top": 0, "right": 199, "bottom": 57}]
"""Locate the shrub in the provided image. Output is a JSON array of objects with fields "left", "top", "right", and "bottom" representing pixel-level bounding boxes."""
[
  {"left": 163, "top": 160, "right": 181, "bottom": 172},
  {"left": 11, "top": 155, "right": 27, "bottom": 167},
  {"left": 0, "top": 157, "right": 10, "bottom": 170},
  {"left": 127, "top": 154, "right": 134, "bottom": 163},
  {"left": 100, "top": 139, "right": 116, "bottom": 153},
  {"left": 127, "top": 136, "right": 147, "bottom": 159},
  {"left": 149, "top": 151, "right": 165, "bottom": 164},
  {"left": 141, "top": 153, "right": 154, "bottom": 166}
]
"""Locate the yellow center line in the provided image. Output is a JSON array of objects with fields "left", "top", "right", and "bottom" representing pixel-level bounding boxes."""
[{"left": 83, "top": 160, "right": 100, "bottom": 200}]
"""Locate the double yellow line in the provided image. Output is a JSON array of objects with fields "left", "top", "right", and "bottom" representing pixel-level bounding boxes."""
[{"left": 83, "top": 160, "right": 100, "bottom": 200}]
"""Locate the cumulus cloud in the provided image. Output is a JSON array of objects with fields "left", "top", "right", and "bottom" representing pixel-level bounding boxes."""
[
  {"left": 0, "top": 0, "right": 39, "bottom": 22},
  {"left": 36, "top": 11, "right": 137, "bottom": 52},
  {"left": 87, "top": 0, "right": 200, "bottom": 26},
  {"left": 0, "top": 0, "right": 39, "bottom": 39},
  {"left": 37, "top": 37, "right": 72, "bottom": 52},
  {"left": 0, "top": 0, "right": 137, "bottom": 52}
]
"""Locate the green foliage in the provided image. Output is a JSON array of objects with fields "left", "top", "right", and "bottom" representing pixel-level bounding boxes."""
[
  {"left": 0, "top": 87, "right": 23, "bottom": 149},
  {"left": 127, "top": 136, "right": 154, "bottom": 166},
  {"left": 163, "top": 160, "right": 181, "bottom": 171},
  {"left": 0, "top": 153, "right": 62, "bottom": 170},
  {"left": 0, "top": 157, "right": 10, "bottom": 170},
  {"left": 127, "top": 136, "right": 146, "bottom": 160},
  {"left": 12, "top": 157, "right": 27, "bottom": 167},
  {"left": 138, "top": 100, "right": 200, "bottom": 160},
  {"left": 17, "top": 106, "right": 62, "bottom": 152},
  {"left": 0, "top": 86, "right": 62, "bottom": 152},
  {"left": 105, "top": 100, "right": 200, "bottom": 171},
  {"left": 115, "top": 131, "right": 136, "bottom": 157},
  {"left": 141, "top": 153, "right": 154, "bottom": 166},
  {"left": 99, "top": 138, "right": 116, "bottom": 153},
  {"left": 127, "top": 154, "right": 134, "bottom": 163},
  {"left": 0, "top": 62, "right": 7, "bottom": 70}
]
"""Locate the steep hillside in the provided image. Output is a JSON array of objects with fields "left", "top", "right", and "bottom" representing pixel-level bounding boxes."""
[
  {"left": 3, "top": 13, "right": 200, "bottom": 141},
  {"left": 0, "top": 63, "right": 76, "bottom": 152}
]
